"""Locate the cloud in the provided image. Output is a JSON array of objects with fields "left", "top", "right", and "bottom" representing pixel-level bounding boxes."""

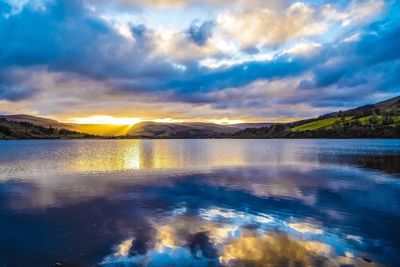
[
  {"left": 308, "top": 17, "right": 400, "bottom": 91},
  {"left": 285, "top": 42, "right": 322, "bottom": 56},
  {"left": 187, "top": 20, "right": 215, "bottom": 46},
  {"left": 168, "top": 12, "right": 400, "bottom": 112},
  {"left": 0, "top": 84, "right": 37, "bottom": 101},
  {"left": 0, "top": 0, "right": 398, "bottom": 121},
  {"left": 322, "top": 0, "right": 385, "bottom": 26},
  {"left": 168, "top": 54, "right": 310, "bottom": 93},
  {"left": 217, "top": 2, "right": 328, "bottom": 47},
  {"left": 0, "top": 68, "right": 38, "bottom": 101},
  {"left": 93, "top": 0, "right": 235, "bottom": 8},
  {"left": 0, "top": 0, "right": 178, "bottom": 81}
]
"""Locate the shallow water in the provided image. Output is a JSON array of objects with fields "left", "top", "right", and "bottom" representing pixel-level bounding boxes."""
[{"left": 0, "top": 139, "right": 400, "bottom": 266}]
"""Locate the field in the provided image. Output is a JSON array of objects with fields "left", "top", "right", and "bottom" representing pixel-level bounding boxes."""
[
  {"left": 291, "top": 117, "right": 353, "bottom": 132},
  {"left": 291, "top": 116, "right": 400, "bottom": 132}
]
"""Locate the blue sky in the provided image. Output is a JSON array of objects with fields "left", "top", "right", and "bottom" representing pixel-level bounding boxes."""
[{"left": 0, "top": 0, "right": 399, "bottom": 123}]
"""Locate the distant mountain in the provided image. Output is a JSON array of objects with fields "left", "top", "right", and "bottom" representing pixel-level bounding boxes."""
[
  {"left": 125, "top": 122, "right": 272, "bottom": 138},
  {"left": 125, "top": 121, "right": 234, "bottom": 137},
  {"left": 230, "top": 123, "right": 274, "bottom": 130},
  {"left": 235, "top": 95, "right": 400, "bottom": 138},
  {"left": 66, "top": 121, "right": 271, "bottom": 137}
]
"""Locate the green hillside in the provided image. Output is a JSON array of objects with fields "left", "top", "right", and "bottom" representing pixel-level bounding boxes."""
[
  {"left": 235, "top": 95, "right": 400, "bottom": 138},
  {"left": 292, "top": 117, "right": 354, "bottom": 132},
  {"left": 291, "top": 115, "right": 400, "bottom": 132},
  {"left": 1, "top": 95, "right": 399, "bottom": 139},
  {"left": 0, "top": 119, "right": 96, "bottom": 139}
]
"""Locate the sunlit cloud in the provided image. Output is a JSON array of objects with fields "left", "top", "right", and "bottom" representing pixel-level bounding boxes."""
[
  {"left": 217, "top": 2, "right": 329, "bottom": 47},
  {"left": 73, "top": 116, "right": 142, "bottom": 125}
]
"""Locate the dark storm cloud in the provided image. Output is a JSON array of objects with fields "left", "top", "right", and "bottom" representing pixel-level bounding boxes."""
[
  {"left": 0, "top": 69, "right": 38, "bottom": 101},
  {"left": 0, "top": 84, "right": 37, "bottom": 101},
  {"left": 307, "top": 19, "right": 400, "bottom": 91},
  {"left": 0, "top": 0, "right": 177, "bottom": 83}
]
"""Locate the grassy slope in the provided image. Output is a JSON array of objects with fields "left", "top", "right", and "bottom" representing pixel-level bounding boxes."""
[
  {"left": 291, "top": 115, "right": 400, "bottom": 132},
  {"left": 0, "top": 119, "right": 95, "bottom": 139},
  {"left": 291, "top": 117, "right": 353, "bottom": 132}
]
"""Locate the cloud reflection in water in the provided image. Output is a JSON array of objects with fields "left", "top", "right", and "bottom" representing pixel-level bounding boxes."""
[{"left": 101, "top": 209, "right": 382, "bottom": 267}]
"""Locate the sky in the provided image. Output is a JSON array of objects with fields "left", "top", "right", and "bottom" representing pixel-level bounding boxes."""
[{"left": 0, "top": 0, "right": 399, "bottom": 124}]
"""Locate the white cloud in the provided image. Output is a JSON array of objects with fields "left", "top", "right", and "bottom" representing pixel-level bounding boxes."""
[
  {"left": 322, "top": 0, "right": 385, "bottom": 27},
  {"left": 285, "top": 42, "right": 322, "bottom": 56},
  {"left": 114, "top": 23, "right": 135, "bottom": 40},
  {"left": 342, "top": 33, "right": 360, "bottom": 43},
  {"left": 217, "top": 2, "right": 328, "bottom": 47},
  {"left": 200, "top": 52, "right": 275, "bottom": 69}
]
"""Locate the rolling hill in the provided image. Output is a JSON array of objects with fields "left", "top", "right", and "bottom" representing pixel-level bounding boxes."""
[
  {"left": 0, "top": 118, "right": 96, "bottom": 139},
  {"left": 124, "top": 121, "right": 272, "bottom": 138},
  {"left": 0, "top": 115, "right": 272, "bottom": 138},
  {"left": 235, "top": 95, "right": 400, "bottom": 138},
  {"left": 66, "top": 121, "right": 272, "bottom": 137},
  {"left": 1, "top": 95, "right": 399, "bottom": 139},
  {"left": 0, "top": 114, "right": 71, "bottom": 128}
]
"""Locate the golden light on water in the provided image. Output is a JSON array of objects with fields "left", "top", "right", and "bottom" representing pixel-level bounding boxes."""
[{"left": 62, "top": 140, "right": 250, "bottom": 173}]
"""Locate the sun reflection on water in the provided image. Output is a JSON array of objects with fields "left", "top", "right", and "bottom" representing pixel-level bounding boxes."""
[
  {"left": 3, "top": 139, "right": 400, "bottom": 179},
  {"left": 51, "top": 140, "right": 256, "bottom": 175}
]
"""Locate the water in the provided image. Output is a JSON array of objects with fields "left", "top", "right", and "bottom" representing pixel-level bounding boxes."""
[{"left": 0, "top": 139, "right": 399, "bottom": 267}]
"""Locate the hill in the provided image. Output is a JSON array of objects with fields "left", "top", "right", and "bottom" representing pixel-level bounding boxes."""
[
  {"left": 1, "top": 95, "right": 398, "bottom": 139},
  {"left": 125, "top": 121, "right": 240, "bottom": 138},
  {"left": 0, "top": 114, "right": 71, "bottom": 128},
  {"left": 0, "top": 115, "right": 272, "bottom": 138},
  {"left": 0, "top": 119, "right": 96, "bottom": 139},
  {"left": 234, "top": 95, "right": 400, "bottom": 138},
  {"left": 124, "top": 122, "right": 274, "bottom": 138}
]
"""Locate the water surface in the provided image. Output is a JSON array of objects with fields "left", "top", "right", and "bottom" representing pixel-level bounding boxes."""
[{"left": 0, "top": 139, "right": 400, "bottom": 266}]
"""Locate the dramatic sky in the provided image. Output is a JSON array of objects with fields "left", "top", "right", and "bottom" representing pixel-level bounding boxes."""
[{"left": 0, "top": 0, "right": 399, "bottom": 123}]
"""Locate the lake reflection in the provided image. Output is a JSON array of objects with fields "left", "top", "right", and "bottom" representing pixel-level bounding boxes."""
[{"left": 0, "top": 139, "right": 400, "bottom": 266}]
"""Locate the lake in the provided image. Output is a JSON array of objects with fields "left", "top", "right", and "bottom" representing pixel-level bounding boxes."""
[{"left": 0, "top": 139, "right": 400, "bottom": 267}]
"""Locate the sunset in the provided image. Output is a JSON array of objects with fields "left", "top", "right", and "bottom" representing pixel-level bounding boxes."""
[{"left": 0, "top": 1, "right": 400, "bottom": 266}]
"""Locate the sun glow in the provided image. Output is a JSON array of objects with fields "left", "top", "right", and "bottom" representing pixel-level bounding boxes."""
[
  {"left": 71, "top": 116, "right": 248, "bottom": 126},
  {"left": 73, "top": 116, "right": 142, "bottom": 125},
  {"left": 208, "top": 119, "right": 245, "bottom": 125}
]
